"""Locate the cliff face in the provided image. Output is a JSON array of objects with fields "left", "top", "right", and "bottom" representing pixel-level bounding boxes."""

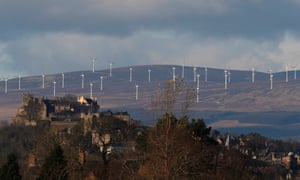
[{"left": 14, "top": 94, "right": 45, "bottom": 125}]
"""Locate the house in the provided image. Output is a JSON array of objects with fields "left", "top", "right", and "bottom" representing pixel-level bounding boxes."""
[
  {"left": 100, "top": 110, "right": 141, "bottom": 126},
  {"left": 282, "top": 152, "right": 298, "bottom": 170},
  {"left": 113, "top": 111, "right": 131, "bottom": 124}
]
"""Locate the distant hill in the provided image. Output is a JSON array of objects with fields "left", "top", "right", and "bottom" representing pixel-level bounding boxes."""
[{"left": 1, "top": 65, "right": 300, "bottom": 139}]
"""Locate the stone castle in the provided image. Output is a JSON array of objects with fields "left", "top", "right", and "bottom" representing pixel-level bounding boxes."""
[{"left": 14, "top": 94, "right": 100, "bottom": 127}]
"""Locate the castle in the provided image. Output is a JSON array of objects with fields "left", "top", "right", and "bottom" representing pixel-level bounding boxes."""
[{"left": 14, "top": 94, "right": 100, "bottom": 127}]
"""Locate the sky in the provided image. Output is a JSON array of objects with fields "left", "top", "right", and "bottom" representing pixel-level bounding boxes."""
[{"left": 1, "top": 0, "right": 300, "bottom": 77}]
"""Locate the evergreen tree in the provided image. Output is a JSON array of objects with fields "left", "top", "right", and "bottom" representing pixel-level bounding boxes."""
[
  {"left": 38, "top": 144, "right": 68, "bottom": 180},
  {"left": 0, "top": 153, "right": 21, "bottom": 180}
]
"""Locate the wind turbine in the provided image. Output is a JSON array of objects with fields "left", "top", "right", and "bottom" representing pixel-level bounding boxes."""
[
  {"left": 42, "top": 74, "right": 45, "bottom": 89},
  {"left": 53, "top": 81, "right": 56, "bottom": 97},
  {"left": 205, "top": 67, "right": 208, "bottom": 82},
  {"left": 81, "top": 73, "right": 85, "bottom": 89},
  {"left": 18, "top": 73, "right": 21, "bottom": 90},
  {"left": 293, "top": 65, "right": 297, "bottom": 80},
  {"left": 193, "top": 67, "right": 197, "bottom": 82},
  {"left": 252, "top": 67, "right": 255, "bottom": 83},
  {"left": 61, "top": 72, "right": 65, "bottom": 88},
  {"left": 197, "top": 74, "right": 200, "bottom": 89},
  {"left": 172, "top": 67, "right": 176, "bottom": 90},
  {"left": 172, "top": 67, "right": 176, "bottom": 81},
  {"left": 182, "top": 64, "right": 185, "bottom": 79},
  {"left": 135, "top": 85, "right": 139, "bottom": 100},
  {"left": 90, "top": 83, "right": 93, "bottom": 98},
  {"left": 285, "top": 65, "right": 289, "bottom": 83},
  {"left": 4, "top": 78, "right": 8, "bottom": 94},
  {"left": 224, "top": 69, "right": 228, "bottom": 90},
  {"left": 148, "top": 69, "right": 151, "bottom": 82},
  {"left": 129, "top": 67, "right": 133, "bottom": 82},
  {"left": 109, "top": 62, "right": 113, "bottom": 77},
  {"left": 100, "top": 76, "right": 103, "bottom": 91},
  {"left": 228, "top": 68, "right": 231, "bottom": 84},
  {"left": 269, "top": 69, "right": 273, "bottom": 90},
  {"left": 196, "top": 87, "right": 199, "bottom": 103},
  {"left": 91, "top": 57, "right": 96, "bottom": 73}
]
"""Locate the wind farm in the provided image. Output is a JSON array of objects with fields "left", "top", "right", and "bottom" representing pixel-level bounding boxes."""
[{"left": 1, "top": 64, "right": 300, "bottom": 138}]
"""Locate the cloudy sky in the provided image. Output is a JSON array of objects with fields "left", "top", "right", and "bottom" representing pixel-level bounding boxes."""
[{"left": 1, "top": 0, "right": 300, "bottom": 77}]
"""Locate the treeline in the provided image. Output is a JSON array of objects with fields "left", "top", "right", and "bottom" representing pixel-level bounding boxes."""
[{"left": 0, "top": 114, "right": 297, "bottom": 179}]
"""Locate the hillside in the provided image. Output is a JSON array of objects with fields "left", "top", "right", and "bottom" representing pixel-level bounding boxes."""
[{"left": 1, "top": 65, "right": 300, "bottom": 139}]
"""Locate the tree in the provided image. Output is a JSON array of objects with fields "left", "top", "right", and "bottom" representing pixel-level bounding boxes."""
[
  {"left": 187, "top": 118, "right": 216, "bottom": 145},
  {"left": 38, "top": 144, "right": 68, "bottom": 180},
  {"left": 137, "top": 80, "right": 202, "bottom": 179},
  {"left": 151, "top": 79, "right": 196, "bottom": 121},
  {"left": 138, "top": 78, "right": 221, "bottom": 178},
  {"left": 138, "top": 124, "right": 194, "bottom": 179},
  {"left": 138, "top": 115, "right": 221, "bottom": 179},
  {"left": 0, "top": 153, "right": 21, "bottom": 180},
  {"left": 89, "top": 115, "right": 139, "bottom": 179}
]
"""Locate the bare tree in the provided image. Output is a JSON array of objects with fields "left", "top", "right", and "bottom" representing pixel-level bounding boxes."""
[
  {"left": 138, "top": 79, "right": 200, "bottom": 179},
  {"left": 151, "top": 79, "right": 196, "bottom": 126},
  {"left": 138, "top": 123, "right": 219, "bottom": 179}
]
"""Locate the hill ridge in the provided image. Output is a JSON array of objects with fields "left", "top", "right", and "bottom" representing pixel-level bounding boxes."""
[{"left": 0, "top": 64, "right": 300, "bottom": 139}]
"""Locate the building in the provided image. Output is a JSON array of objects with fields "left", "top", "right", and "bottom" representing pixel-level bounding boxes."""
[
  {"left": 14, "top": 94, "right": 100, "bottom": 127},
  {"left": 100, "top": 110, "right": 141, "bottom": 126},
  {"left": 113, "top": 111, "right": 131, "bottom": 124}
]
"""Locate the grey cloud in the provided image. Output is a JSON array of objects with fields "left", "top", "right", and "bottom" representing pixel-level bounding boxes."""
[
  {"left": 1, "top": 0, "right": 300, "bottom": 40},
  {"left": 1, "top": 0, "right": 300, "bottom": 76},
  {"left": 2, "top": 31, "right": 295, "bottom": 77}
]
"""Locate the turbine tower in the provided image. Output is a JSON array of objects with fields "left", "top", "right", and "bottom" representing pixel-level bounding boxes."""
[
  {"left": 196, "top": 87, "right": 199, "bottom": 103},
  {"left": 18, "top": 74, "right": 21, "bottom": 90},
  {"left": 285, "top": 65, "right": 289, "bottom": 83},
  {"left": 193, "top": 67, "right": 197, "bottom": 82},
  {"left": 224, "top": 69, "right": 228, "bottom": 90},
  {"left": 90, "top": 83, "right": 93, "bottom": 98},
  {"left": 42, "top": 74, "right": 45, "bottom": 89},
  {"left": 197, "top": 74, "right": 200, "bottom": 89},
  {"left": 293, "top": 65, "right": 297, "bottom": 80},
  {"left": 109, "top": 63, "right": 113, "bottom": 77},
  {"left": 172, "top": 67, "right": 176, "bottom": 90},
  {"left": 135, "top": 85, "right": 139, "bottom": 100},
  {"left": 129, "top": 67, "right": 133, "bottom": 82},
  {"left": 4, "top": 78, "right": 8, "bottom": 94},
  {"left": 100, "top": 76, "right": 103, "bottom": 91},
  {"left": 172, "top": 67, "right": 176, "bottom": 81},
  {"left": 148, "top": 69, "right": 151, "bottom": 82},
  {"left": 61, "top": 72, "right": 64, "bottom": 88},
  {"left": 269, "top": 69, "right": 273, "bottom": 90},
  {"left": 205, "top": 67, "right": 208, "bottom": 82},
  {"left": 252, "top": 67, "right": 255, "bottom": 83},
  {"left": 228, "top": 69, "right": 231, "bottom": 84},
  {"left": 92, "top": 57, "right": 96, "bottom": 73},
  {"left": 81, "top": 73, "right": 85, "bottom": 89},
  {"left": 182, "top": 64, "right": 185, "bottom": 79},
  {"left": 53, "top": 81, "right": 56, "bottom": 97}
]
